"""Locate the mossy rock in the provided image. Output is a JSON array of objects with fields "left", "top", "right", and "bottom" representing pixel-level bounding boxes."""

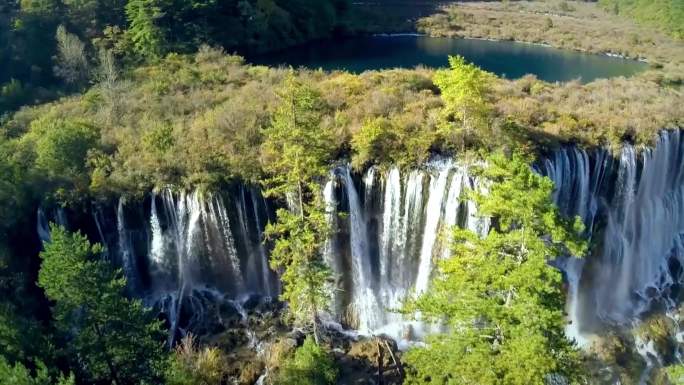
[
  {"left": 588, "top": 331, "right": 645, "bottom": 384},
  {"left": 635, "top": 314, "right": 678, "bottom": 363}
]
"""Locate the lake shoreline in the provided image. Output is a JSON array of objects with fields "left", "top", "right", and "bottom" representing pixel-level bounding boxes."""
[
  {"left": 416, "top": 1, "right": 683, "bottom": 72},
  {"left": 370, "top": 33, "right": 650, "bottom": 63},
  {"left": 252, "top": 34, "right": 647, "bottom": 83}
]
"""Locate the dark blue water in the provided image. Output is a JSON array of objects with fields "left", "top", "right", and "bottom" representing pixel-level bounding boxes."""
[{"left": 253, "top": 35, "right": 647, "bottom": 83}]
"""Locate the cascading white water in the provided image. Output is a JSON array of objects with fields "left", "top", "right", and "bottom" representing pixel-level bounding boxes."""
[
  {"left": 149, "top": 194, "right": 166, "bottom": 266},
  {"left": 208, "top": 194, "right": 245, "bottom": 293},
  {"left": 379, "top": 168, "right": 402, "bottom": 291},
  {"left": 29, "top": 188, "right": 271, "bottom": 343},
  {"left": 249, "top": 188, "right": 274, "bottom": 297},
  {"left": 37, "top": 208, "right": 51, "bottom": 243},
  {"left": 324, "top": 161, "right": 486, "bottom": 340},
  {"left": 415, "top": 162, "right": 452, "bottom": 295},
  {"left": 541, "top": 131, "right": 684, "bottom": 348},
  {"left": 594, "top": 132, "right": 684, "bottom": 323},
  {"left": 340, "top": 167, "right": 381, "bottom": 332},
  {"left": 36, "top": 130, "right": 684, "bottom": 358}
]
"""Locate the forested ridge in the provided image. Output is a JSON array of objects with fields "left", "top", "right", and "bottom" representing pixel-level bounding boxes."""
[
  {"left": 0, "top": 0, "right": 355, "bottom": 113},
  {"left": 1, "top": 1, "right": 684, "bottom": 385}
]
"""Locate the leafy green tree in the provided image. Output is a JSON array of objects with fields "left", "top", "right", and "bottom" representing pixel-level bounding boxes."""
[
  {"left": 0, "top": 79, "right": 29, "bottom": 112},
  {"left": 125, "top": 0, "right": 166, "bottom": 59},
  {"left": 0, "top": 357, "right": 50, "bottom": 385},
  {"left": 275, "top": 336, "right": 338, "bottom": 385},
  {"left": 38, "top": 225, "right": 167, "bottom": 385},
  {"left": 351, "top": 117, "right": 397, "bottom": 169},
  {"left": 0, "top": 357, "right": 74, "bottom": 385},
  {"left": 62, "top": 0, "right": 127, "bottom": 38},
  {"left": 31, "top": 117, "right": 99, "bottom": 180},
  {"left": 403, "top": 152, "right": 587, "bottom": 385},
  {"left": 261, "top": 73, "right": 334, "bottom": 344},
  {"left": 434, "top": 55, "right": 495, "bottom": 150},
  {"left": 0, "top": 302, "right": 51, "bottom": 371},
  {"left": 11, "top": 0, "right": 62, "bottom": 86}
]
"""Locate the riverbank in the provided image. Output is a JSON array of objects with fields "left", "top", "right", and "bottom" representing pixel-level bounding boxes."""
[{"left": 417, "top": 1, "right": 684, "bottom": 79}]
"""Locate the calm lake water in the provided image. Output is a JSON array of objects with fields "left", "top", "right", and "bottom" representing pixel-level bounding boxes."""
[{"left": 253, "top": 35, "right": 647, "bottom": 83}]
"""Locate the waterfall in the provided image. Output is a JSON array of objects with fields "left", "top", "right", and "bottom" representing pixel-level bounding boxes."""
[
  {"left": 209, "top": 194, "right": 245, "bottom": 293},
  {"left": 149, "top": 194, "right": 165, "bottom": 266},
  {"left": 323, "top": 179, "right": 337, "bottom": 266},
  {"left": 539, "top": 131, "right": 684, "bottom": 345},
  {"left": 322, "top": 161, "right": 486, "bottom": 340},
  {"left": 117, "top": 198, "right": 140, "bottom": 291},
  {"left": 379, "top": 168, "right": 402, "bottom": 291},
  {"left": 249, "top": 188, "right": 274, "bottom": 297},
  {"left": 92, "top": 207, "right": 109, "bottom": 258},
  {"left": 340, "top": 167, "right": 380, "bottom": 332},
  {"left": 415, "top": 162, "right": 451, "bottom": 295},
  {"left": 34, "top": 130, "right": 684, "bottom": 355},
  {"left": 37, "top": 208, "right": 50, "bottom": 243},
  {"left": 400, "top": 170, "right": 425, "bottom": 285},
  {"left": 593, "top": 132, "right": 684, "bottom": 323},
  {"left": 26, "top": 188, "right": 276, "bottom": 343}
]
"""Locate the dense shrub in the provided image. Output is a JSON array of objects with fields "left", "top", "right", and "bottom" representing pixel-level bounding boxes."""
[
  {"left": 165, "top": 335, "right": 229, "bottom": 385},
  {"left": 275, "top": 337, "right": 338, "bottom": 385}
]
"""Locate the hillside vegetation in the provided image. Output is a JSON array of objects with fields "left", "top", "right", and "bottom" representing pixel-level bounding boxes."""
[
  {"left": 0, "top": 0, "right": 356, "bottom": 113},
  {"left": 2, "top": 47, "right": 681, "bottom": 205},
  {"left": 2, "top": 2, "right": 684, "bottom": 385},
  {"left": 418, "top": 1, "right": 684, "bottom": 74},
  {"left": 599, "top": 0, "right": 684, "bottom": 40}
]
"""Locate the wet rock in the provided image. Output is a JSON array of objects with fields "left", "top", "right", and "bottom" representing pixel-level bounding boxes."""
[
  {"left": 635, "top": 314, "right": 678, "bottom": 364},
  {"left": 242, "top": 294, "right": 262, "bottom": 312},
  {"left": 219, "top": 301, "right": 244, "bottom": 327},
  {"left": 286, "top": 329, "right": 306, "bottom": 345}
]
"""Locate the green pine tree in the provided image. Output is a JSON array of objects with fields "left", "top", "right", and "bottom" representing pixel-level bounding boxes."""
[
  {"left": 261, "top": 72, "right": 335, "bottom": 344},
  {"left": 125, "top": 0, "right": 166, "bottom": 59},
  {"left": 403, "top": 152, "right": 587, "bottom": 385},
  {"left": 38, "top": 225, "right": 167, "bottom": 385},
  {"left": 434, "top": 55, "right": 496, "bottom": 150}
]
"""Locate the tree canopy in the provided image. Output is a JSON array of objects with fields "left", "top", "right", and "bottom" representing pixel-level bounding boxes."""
[
  {"left": 433, "top": 55, "right": 496, "bottom": 149},
  {"left": 38, "top": 225, "right": 167, "bottom": 385},
  {"left": 402, "top": 152, "right": 587, "bottom": 385},
  {"left": 261, "top": 73, "right": 335, "bottom": 343}
]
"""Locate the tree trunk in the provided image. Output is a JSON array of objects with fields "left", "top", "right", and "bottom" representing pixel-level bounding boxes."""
[
  {"left": 377, "top": 340, "right": 385, "bottom": 385},
  {"left": 312, "top": 308, "right": 320, "bottom": 345},
  {"left": 384, "top": 339, "right": 405, "bottom": 382}
]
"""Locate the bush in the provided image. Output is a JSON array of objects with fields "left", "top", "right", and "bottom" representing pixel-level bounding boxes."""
[
  {"left": 275, "top": 336, "right": 338, "bottom": 385},
  {"left": 351, "top": 117, "right": 397, "bottom": 169},
  {"left": 31, "top": 117, "right": 99, "bottom": 179},
  {"left": 0, "top": 357, "right": 74, "bottom": 385},
  {"left": 0, "top": 79, "right": 28, "bottom": 113},
  {"left": 165, "top": 335, "right": 229, "bottom": 385}
]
